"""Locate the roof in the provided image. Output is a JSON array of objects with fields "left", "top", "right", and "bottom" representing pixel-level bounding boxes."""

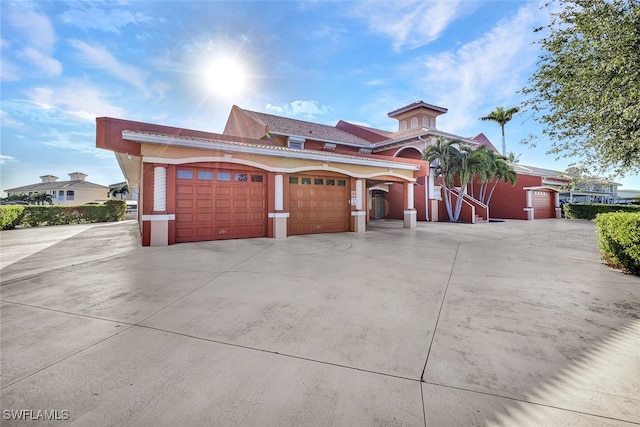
[
  {"left": 387, "top": 100, "right": 448, "bottom": 118},
  {"left": 471, "top": 133, "right": 500, "bottom": 153},
  {"left": 513, "top": 164, "right": 572, "bottom": 180},
  {"left": 122, "top": 130, "right": 422, "bottom": 171},
  {"left": 237, "top": 107, "right": 372, "bottom": 147},
  {"left": 5, "top": 180, "right": 108, "bottom": 193}
]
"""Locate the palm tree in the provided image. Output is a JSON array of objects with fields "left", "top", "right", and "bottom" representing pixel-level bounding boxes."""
[
  {"left": 31, "top": 192, "right": 53, "bottom": 205},
  {"left": 110, "top": 184, "right": 129, "bottom": 199},
  {"left": 424, "top": 138, "right": 490, "bottom": 222},
  {"left": 484, "top": 158, "right": 518, "bottom": 206},
  {"left": 424, "top": 138, "right": 460, "bottom": 221},
  {"left": 480, "top": 106, "right": 520, "bottom": 156}
]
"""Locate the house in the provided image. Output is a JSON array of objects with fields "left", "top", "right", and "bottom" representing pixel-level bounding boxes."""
[
  {"left": 97, "top": 101, "right": 495, "bottom": 246},
  {"left": 558, "top": 178, "right": 621, "bottom": 204},
  {"left": 476, "top": 164, "right": 571, "bottom": 220},
  {"left": 4, "top": 172, "right": 109, "bottom": 205}
]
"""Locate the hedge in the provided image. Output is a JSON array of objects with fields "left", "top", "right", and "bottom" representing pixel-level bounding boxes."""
[
  {"left": 564, "top": 203, "right": 640, "bottom": 220},
  {"left": 0, "top": 205, "right": 26, "bottom": 230},
  {"left": 1, "top": 200, "right": 126, "bottom": 230},
  {"left": 595, "top": 212, "right": 640, "bottom": 275}
]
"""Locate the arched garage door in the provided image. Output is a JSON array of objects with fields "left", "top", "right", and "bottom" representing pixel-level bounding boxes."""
[
  {"left": 531, "top": 190, "right": 555, "bottom": 219},
  {"left": 175, "top": 166, "right": 267, "bottom": 242},
  {"left": 288, "top": 174, "right": 350, "bottom": 235}
]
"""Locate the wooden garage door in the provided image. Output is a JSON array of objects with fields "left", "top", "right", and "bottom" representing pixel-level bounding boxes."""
[
  {"left": 175, "top": 167, "right": 266, "bottom": 242},
  {"left": 532, "top": 191, "right": 555, "bottom": 219},
  {"left": 288, "top": 174, "right": 349, "bottom": 235}
]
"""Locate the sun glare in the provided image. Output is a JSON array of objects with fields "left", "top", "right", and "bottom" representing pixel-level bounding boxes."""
[{"left": 205, "top": 57, "right": 247, "bottom": 98}]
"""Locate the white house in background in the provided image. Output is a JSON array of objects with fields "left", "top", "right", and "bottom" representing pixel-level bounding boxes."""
[{"left": 4, "top": 172, "right": 109, "bottom": 205}]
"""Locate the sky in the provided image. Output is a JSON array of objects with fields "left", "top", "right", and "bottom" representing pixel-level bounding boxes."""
[{"left": 2, "top": 0, "right": 639, "bottom": 196}]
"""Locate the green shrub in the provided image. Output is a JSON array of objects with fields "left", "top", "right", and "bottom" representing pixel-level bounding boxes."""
[
  {"left": 564, "top": 203, "right": 640, "bottom": 220},
  {"left": 0, "top": 205, "right": 26, "bottom": 230},
  {"left": 595, "top": 212, "right": 640, "bottom": 275},
  {"left": 20, "top": 201, "right": 126, "bottom": 227}
]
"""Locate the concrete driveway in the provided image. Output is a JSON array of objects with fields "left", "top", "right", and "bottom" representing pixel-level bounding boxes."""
[{"left": 1, "top": 219, "right": 638, "bottom": 426}]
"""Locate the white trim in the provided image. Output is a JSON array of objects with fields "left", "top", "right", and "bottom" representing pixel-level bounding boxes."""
[
  {"left": 268, "top": 212, "right": 290, "bottom": 218},
  {"left": 522, "top": 186, "right": 559, "bottom": 192},
  {"left": 393, "top": 145, "right": 423, "bottom": 157},
  {"left": 142, "top": 156, "right": 417, "bottom": 182},
  {"left": 403, "top": 210, "right": 417, "bottom": 215},
  {"left": 142, "top": 214, "right": 175, "bottom": 221},
  {"left": 123, "top": 131, "right": 419, "bottom": 171},
  {"left": 274, "top": 174, "right": 284, "bottom": 211},
  {"left": 351, "top": 211, "right": 367, "bottom": 216}
]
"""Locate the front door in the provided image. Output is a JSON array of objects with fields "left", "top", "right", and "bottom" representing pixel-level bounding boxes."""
[{"left": 373, "top": 192, "right": 385, "bottom": 219}]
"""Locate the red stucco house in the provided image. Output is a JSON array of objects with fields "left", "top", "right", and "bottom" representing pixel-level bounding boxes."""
[{"left": 96, "top": 100, "right": 561, "bottom": 246}]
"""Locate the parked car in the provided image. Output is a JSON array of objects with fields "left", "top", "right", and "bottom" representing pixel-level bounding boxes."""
[{"left": 126, "top": 201, "right": 138, "bottom": 214}]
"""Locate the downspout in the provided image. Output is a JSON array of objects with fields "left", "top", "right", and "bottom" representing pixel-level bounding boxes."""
[{"left": 417, "top": 135, "right": 430, "bottom": 221}]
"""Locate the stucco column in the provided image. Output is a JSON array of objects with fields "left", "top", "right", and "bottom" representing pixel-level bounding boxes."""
[
  {"left": 269, "top": 173, "right": 288, "bottom": 239},
  {"left": 404, "top": 181, "right": 417, "bottom": 229},
  {"left": 554, "top": 191, "right": 562, "bottom": 219},
  {"left": 149, "top": 165, "right": 169, "bottom": 246},
  {"left": 523, "top": 189, "right": 534, "bottom": 221},
  {"left": 353, "top": 179, "right": 366, "bottom": 233}
]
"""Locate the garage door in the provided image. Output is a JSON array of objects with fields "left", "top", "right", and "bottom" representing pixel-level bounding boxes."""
[
  {"left": 288, "top": 174, "right": 349, "bottom": 235},
  {"left": 175, "top": 167, "right": 266, "bottom": 242},
  {"left": 531, "top": 190, "right": 555, "bottom": 219}
]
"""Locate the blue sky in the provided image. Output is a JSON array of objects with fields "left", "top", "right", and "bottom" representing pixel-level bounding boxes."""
[{"left": 2, "top": 0, "right": 639, "bottom": 195}]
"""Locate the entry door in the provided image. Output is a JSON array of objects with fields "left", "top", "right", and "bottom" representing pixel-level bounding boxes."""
[{"left": 373, "top": 192, "right": 385, "bottom": 218}]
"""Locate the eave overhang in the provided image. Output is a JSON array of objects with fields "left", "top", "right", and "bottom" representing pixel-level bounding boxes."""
[{"left": 121, "top": 130, "right": 421, "bottom": 171}]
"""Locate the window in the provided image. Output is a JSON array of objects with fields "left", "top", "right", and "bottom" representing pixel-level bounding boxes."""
[
  {"left": 400, "top": 120, "right": 407, "bottom": 131},
  {"left": 234, "top": 173, "right": 248, "bottom": 182},
  {"left": 251, "top": 175, "right": 264, "bottom": 183},
  {"left": 326, "top": 179, "right": 335, "bottom": 186},
  {"left": 177, "top": 170, "right": 193, "bottom": 179},
  {"left": 197, "top": 171, "right": 213, "bottom": 180},
  {"left": 301, "top": 177, "right": 311, "bottom": 185},
  {"left": 67, "top": 190, "right": 75, "bottom": 201},
  {"left": 289, "top": 177, "right": 299, "bottom": 184},
  {"left": 217, "top": 172, "right": 231, "bottom": 181},
  {"left": 314, "top": 178, "right": 323, "bottom": 185},
  {"left": 59, "top": 191, "right": 65, "bottom": 201},
  {"left": 288, "top": 141, "right": 304, "bottom": 149},
  {"left": 410, "top": 117, "right": 419, "bottom": 128},
  {"left": 337, "top": 180, "right": 346, "bottom": 187}
]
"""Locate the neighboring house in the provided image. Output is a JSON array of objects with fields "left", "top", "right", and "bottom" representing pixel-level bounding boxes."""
[
  {"left": 559, "top": 178, "right": 621, "bottom": 204},
  {"left": 4, "top": 172, "right": 109, "bottom": 205}
]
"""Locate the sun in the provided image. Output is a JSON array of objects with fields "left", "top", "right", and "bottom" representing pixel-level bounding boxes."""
[{"left": 205, "top": 57, "right": 247, "bottom": 98}]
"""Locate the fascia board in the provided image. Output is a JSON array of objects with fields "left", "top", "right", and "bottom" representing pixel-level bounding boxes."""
[{"left": 122, "top": 131, "right": 420, "bottom": 171}]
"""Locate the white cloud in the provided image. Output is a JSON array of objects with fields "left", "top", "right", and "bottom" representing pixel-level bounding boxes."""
[
  {"left": 26, "top": 83, "right": 125, "bottom": 122},
  {"left": 18, "top": 47, "right": 62, "bottom": 76},
  {"left": 60, "top": 6, "right": 155, "bottom": 33},
  {"left": 69, "top": 40, "right": 149, "bottom": 94},
  {"left": 416, "top": 2, "right": 548, "bottom": 134},
  {"left": 266, "top": 100, "right": 331, "bottom": 120},
  {"left": 0, "top": 154, "right": 16, "bottom": 165},
  {"left": 7, "top": 6, "right": 56, "bottom": 51},
  {"left": 5, "top": 4, "right": 61, "bottom": 78},
  {"left": 352, "top": 0, "right": 467, "bottom": 51}
]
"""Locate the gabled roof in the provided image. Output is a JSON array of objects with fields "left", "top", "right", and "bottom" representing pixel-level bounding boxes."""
[
  {"left": 471, "top": 133, "right": 500, "bottom": 153},
  {"left": 233, "top": 106, "right": 372, "bottom": 146},
  {"left": 5, "top": 180, "right": 108, "bottom": 193}
]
